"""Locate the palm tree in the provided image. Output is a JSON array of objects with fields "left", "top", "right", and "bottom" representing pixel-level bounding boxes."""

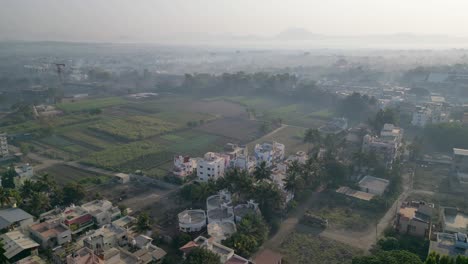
[
  {"left": 20, "top": 180, "right": 36, "bottom": 199},
  {"left": 284, "top": 161, "right": 305, "bottom": 196},
  {"left": 30, "top": 192, "right": 50, "bottom": 216},
  {"left": 302, "top": 157, "right": 323, "bottom": 188},
  {"left": 253, "top": 161, "right": 271, "bottom": 182},
  {"left": 8, "top": 189, "right": 22, "bottom": 206},
  {"left": 36, "top": 173, "right": 56, "bottom": 192},
  {"left": 0, "top": 187, "right": 11, "bottom": 207}
]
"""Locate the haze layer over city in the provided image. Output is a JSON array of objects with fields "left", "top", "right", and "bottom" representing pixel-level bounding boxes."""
[{"left": 1, "top": 1, "right": 468, "bottom": 264}]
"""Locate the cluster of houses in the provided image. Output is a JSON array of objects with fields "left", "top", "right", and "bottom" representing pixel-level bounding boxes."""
[
  {"left": 0, "top": 200, "right": 166, "bottom": 264},
  {"left": 393, "top": 199, "right": 468, "bottom": 258},
  {"left": 177, "top": 190, "right": 260, "bottom": 264},
  {"left": 362, "top": 123, "right": 403, "bottom": 168},
  {"left": 411, "top": 101, "right": 450, "bottom": 127},
  {"left": 174, "top": 141, "right": 304, "bottom": 204}
]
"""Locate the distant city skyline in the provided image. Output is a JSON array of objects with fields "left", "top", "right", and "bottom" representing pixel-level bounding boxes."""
[{"left": 2, "top": 0, "right": 468, "bottom": 44}]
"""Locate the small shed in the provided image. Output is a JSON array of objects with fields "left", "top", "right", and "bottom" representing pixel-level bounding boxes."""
[{"left": 114, "top": 173, "right": 130, "bottom": 184}]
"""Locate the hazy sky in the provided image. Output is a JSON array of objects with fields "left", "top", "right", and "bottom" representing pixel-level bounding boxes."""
[{"left": 2, "top": 0, "right": 468, "bottom": 43}]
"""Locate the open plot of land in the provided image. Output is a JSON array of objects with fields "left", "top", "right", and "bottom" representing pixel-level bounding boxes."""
[
  {"left": 306, "top": 192, "right": 379, "bottom": 231},
  {"left": 279, "top": 232, "right": 362, "bottom": 264},
  {"left": 195, "top": 117, "right": 262, "bottom": 142},
  {"left": 413, "top": 164, "right": 451, "bottom": 193},
  {"left": 248, "top": 125, "right": 308, "bottom": 155}
]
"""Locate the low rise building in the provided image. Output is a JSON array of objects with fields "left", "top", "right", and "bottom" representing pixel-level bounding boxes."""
[
  {"left": 197, "top": 152, "right": 229, "bottom": 182},
  {"left": 83, "top": 224, "right": 129, "bottom": 252},
  {"left": 17, "top": 255, "right": 47, "bottom": 264},
  {"left": 1, "top": 230, "right": 40, "bottom": 263},
  {"left": 178, "top": 209, "right": 207, "bottom": 233},
  {"left": 441, "top": 207, "right": 468, "bottom": 234},
  {"left": 114, "top": 173, "right": 130, "bottom": 184},
  {"left": 14, "top": 164, "right": 34, "bottom": 187},
  {"left": 62, "top": 206, "right": 94, "bottom": 234},
  {"left": 206, "top": 190, "right": 235, "bottom": 224},
  {"left": 395, "top": 201, "right": 433, "bottom": 238},
  {"left": 29, "top": 220, "right": 72, "bottom": 249},
  {"left": 0, "top": 207, "right": 34, "bottom": 232},
  {"left": 233, "top": 200, "right": 260, "bottom": 222},
  {"left": 254, "top": 141, "right": 285, "bottom": 167},
  {"left": 81, "top": 200, "right": 121, "bottom": 227},
  {"left": 0, "top": 132, "right": 9, "bottom": 158},
  {"left": 429, "top": 232, "right": 468, "bottom": 258},
  {"left": 207, "top": 221, "right": 236, "bottom": 242},
  {"left": 358, "top": 176, "right": 390, "bottom": 196},
  {"left": 180, "top": 236, "right": 249, "bottom": 264},
  {"left": 111, "top": 215, "right": 136, "bottom": 229}
]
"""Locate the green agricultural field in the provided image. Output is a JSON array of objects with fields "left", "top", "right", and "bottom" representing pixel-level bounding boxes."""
[
  {"left": 279, "top": 232, "right": 362, "bottom": 264},
  {"left": 81, "top": 141, "right": 162, "bottom": 171},
  {"left": 58, "top": 97, "right": 127, "bottom": 112},
  {"left": 62, "top": 130, "right": 113, "bottom": 149},
  {"left": 88, "top": 116, "right": 179, "bottom": 141}
]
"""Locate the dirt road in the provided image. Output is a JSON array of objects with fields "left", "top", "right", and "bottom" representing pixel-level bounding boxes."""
[{"left": 263, "top": 171, "right": 414, "bottom": 252}]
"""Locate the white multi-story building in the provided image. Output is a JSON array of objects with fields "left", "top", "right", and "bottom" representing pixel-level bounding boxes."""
[
  {"left": 254, "top": 141, "right": 285, "bottom": 167},
  {"left": 173, "top": 155, "right": 197, "bottom": 178},
  {"left": 0, "top": 133, "right": 8, "bottom": 158},
  {"left": 412, "top": 104, "right": 449, "bottom": 127},
  {"left": 197, "top": 152, "right": 228, "bottom": 182}
]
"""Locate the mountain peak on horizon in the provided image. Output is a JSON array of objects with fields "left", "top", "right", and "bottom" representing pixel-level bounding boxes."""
[{"left": 276, "top": 27, "right": 323, "bottom": 40}]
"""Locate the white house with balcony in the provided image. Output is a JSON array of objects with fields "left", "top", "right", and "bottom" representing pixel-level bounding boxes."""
[{"left": 197, "top": 152, "right": 229, "bottom": 182}]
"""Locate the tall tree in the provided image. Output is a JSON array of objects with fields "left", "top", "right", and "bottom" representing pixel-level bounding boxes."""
[
  {"left": 1, "top": 167, "right": 16, "bottom": 189},
  {"left": 253, "top": 161, "right": 271, "bottom": 182},
  {"left": 0, "top": 187, "right": 12, "bottom": 207},
  {"left": 62, "top": 183, "right": 85, "bottom": 205},
  {"left": 136, "top": 212, "right": 153, "bottom": 233},
  {"left": 183, "top": 247, "right": 221, "bottom": 264}
]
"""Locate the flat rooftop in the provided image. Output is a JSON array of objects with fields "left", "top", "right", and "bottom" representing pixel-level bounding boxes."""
[
  {"left": 336, "top": 186, "right": 375, "bottom": 201},
  {"left": 30, "top": 222, "right": 68, "bottom": 238},
  {"left": 178, "top": 210, "right": 206, "bottom": 224},
  {"left": 208, "top": 208, "right": 233, "bottom": 220},
  {"left": 443, "top": 207, "right": 468, "bottom": 233},
  {"left": 358, "top": 176, "right": 390, "bottom": 193},
  {"left": 429, "top": 233, "right": 468, "bottom": 257},
  {"left": 454, "top": 148, "right": 468, "bottom": 156}
]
